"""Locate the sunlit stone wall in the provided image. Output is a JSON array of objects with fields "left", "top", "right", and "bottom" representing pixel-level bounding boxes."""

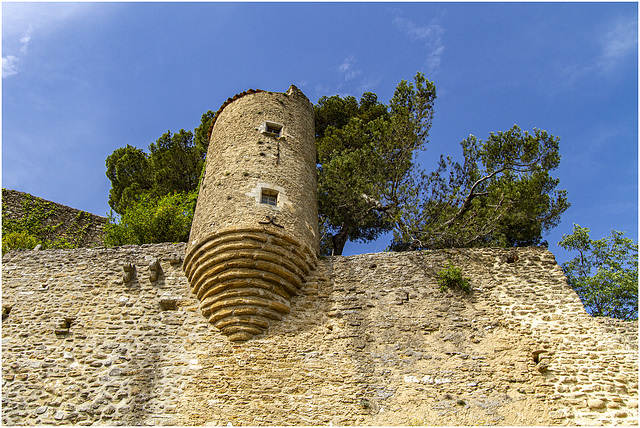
[{"left": 183, "top": 85, "right": 318, "bottom": 341}]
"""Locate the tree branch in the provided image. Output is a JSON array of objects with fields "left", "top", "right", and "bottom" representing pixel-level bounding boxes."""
[{"left": 443, "top": 167, "right": 505, "bottom": 227}]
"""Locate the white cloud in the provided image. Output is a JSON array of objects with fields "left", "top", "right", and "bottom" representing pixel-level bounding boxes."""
[
  {"left": 20, "top": 29, "right": 32, "bottom": 55},
  {"left": 2, "top": 3, "right": 98, "bottom": 78},
  {"left": 562, "top": 15, "right": 637, "bottom": 86},
  {"left": 338, "top": 55, "right": 362, "bottom": 82},
  {"left": 2, "top": 27, "right": 32, "bottom": 78},
  {"left": 3, "top": 56, "right": 20, "bottom": 78},
  {"left": 599, "top": 16, "right": 637, "bottom": 71},
  {"left": 393, "top": 15, "right": 445, "bottom": 74}
]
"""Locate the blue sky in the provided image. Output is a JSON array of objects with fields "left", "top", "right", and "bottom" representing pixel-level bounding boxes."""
[{"left": 2, "top": 2, "right": 637, "bottom": 265}]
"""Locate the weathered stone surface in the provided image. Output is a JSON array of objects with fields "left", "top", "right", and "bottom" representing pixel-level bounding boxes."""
[
  {"left": 184, "top": 86, "right": 318, "bottom": 340},
  {"left": 2, "top": 244, "right": 637, "bottom": 426},
  {"left": 588, "top": 399, "right": 607, "bottom": 409}
]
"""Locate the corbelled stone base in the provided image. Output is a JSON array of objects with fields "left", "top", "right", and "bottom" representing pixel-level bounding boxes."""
[{"left": 183, "top": 228, "right": 317, "bottom": 341}]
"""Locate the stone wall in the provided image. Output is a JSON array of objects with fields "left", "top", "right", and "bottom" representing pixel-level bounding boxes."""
[
  {"left": 2, "top": 245, "right": 637, "bottom": 426},
  {"left": 2, "top": 189, "right": 107, "bottom": 248}
]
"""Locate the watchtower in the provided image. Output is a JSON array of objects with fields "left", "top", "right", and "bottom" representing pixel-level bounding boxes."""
[{"left": 183, "top": 85, "right": 319, "bottom": 341}]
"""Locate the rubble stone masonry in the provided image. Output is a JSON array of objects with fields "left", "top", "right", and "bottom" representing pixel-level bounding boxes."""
[
  {"left": 2, "top": 244, "right": 637, "bottom": 426},
  {"left": 184, "top": 85, "right": 318, "bottom": 342}
]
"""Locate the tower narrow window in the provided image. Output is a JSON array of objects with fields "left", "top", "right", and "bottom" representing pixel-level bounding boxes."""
[
  {"left": 260, "top": 189, "right": 278, "bottom": 206},
  {"left": 262, "top": 121, "right": 283, "bottom": 138}
]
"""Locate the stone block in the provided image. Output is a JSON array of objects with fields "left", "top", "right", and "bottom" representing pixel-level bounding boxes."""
[{"left": 587, "top": 399, "right": 607, "bottom": 409}]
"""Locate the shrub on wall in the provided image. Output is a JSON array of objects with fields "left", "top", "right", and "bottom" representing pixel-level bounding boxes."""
[
  {"left": 437, "top": 261, "right": 472, "bottom": 294},
  {"left": 2, "top": 231, "right": 39, "bottom": 254}
]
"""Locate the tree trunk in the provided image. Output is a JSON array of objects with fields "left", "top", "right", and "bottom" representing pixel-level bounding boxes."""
[{"left": 332, "top": 224, "right": 350, "bottom": 256}]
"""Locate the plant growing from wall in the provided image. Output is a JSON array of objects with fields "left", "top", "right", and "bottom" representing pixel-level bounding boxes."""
[
  {"left": 437, "top": 261, "right": 471, "bottom": 294},
  {"left": 2, "top": 193, "right": 60, "bottom": 253},
  {"left": 51, "top": 211, "right": 94, "bottom": 249},
  {"left": 2, "top": 231, "right": 39, "bottom": 254},
  {"left": 2, "top": 193, "right": 97, "bottom": 253}
]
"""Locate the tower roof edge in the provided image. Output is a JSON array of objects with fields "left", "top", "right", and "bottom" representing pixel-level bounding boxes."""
[
  {"left": 207, "top": 88, "right": 265, "bottom": 139},
  {"left": 207, "top": 85, "right": 311, "bottom": 139}
]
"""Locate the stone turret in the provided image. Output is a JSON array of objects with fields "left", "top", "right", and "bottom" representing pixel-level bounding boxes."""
[{"left": 183, "top": 85, "right": 319, "bottom": 341}]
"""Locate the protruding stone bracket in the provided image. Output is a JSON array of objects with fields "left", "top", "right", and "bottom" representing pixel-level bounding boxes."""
[
  {"left": 168, "top": 254, "right": 183, "bottom": 266},
  {"left": 2, "top": 305, "right": 12, "bottom": 321},
  {"left": 532, "top": 349, "right": 551, "bottom": 373},
  {"left": 532, "top": 349, "right": 548, "bottom": 364},
  {"left": 54, "top": 316, "right": 75, "bottom": 335},
  {"left": 149, "top": 258, "right": 162, "bottom": 282},
  {"left": 123, "top": 263, "right": 135, "bottom": 283}
]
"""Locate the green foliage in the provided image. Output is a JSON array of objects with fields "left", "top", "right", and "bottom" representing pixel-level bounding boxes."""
[
  {"left": 101, "top": 84, "right": 568, "bottom": 256},
  {"left": 105, "top": 144, "right": 152, "bottom": 215},
  {"left": 49, "top": 212, "right": 93, "bottom": 249},
  {"left": 149, "top": 129, "right": 204, "bottom": 196},
  {"left": 316, "top": 72, "right": 437, "bottom": 255},
  {"left": 194, "top": 110, "right": 215, "bottom": 155},
  {"left": 105, "top": 111, "right": 214, "bottom": 215},
  {"left": 392, "top": 125, "right": 570, "bottom": 250},
  {"left": 2, "top": 231, "right": 38, "bottom": 254},
  {"left": 437, "top": 261, "right": 471, "bottom": 294},
  {"left": 2, "top": 193, "right": 93, "bottom": 253},
  {"left": 104, "top": 191, "right": 197, "bottom": 246},
  {"left": 3, "top": 193, "right": 59, "bottom": 253},
  {"left": 558, "top": 224, "right": 638, "bottom": 321},
  {"left": 315, "top": 76, "right": 567, "bottom": 255},
  {"left": 3, "top": 193, "right": 57, "bottom": 238}
]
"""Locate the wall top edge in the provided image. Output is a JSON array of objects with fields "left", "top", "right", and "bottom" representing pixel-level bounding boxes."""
[{"left": 3, "top": 242, "right": 552, "bottom": 264}]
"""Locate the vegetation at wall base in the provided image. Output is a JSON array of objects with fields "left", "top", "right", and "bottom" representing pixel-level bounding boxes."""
[
  {"left": 2, "top": 231, "right": 39, "bottom": 254},
  {"left": 558, "top": 224, "right": 638, "bottom": 321},
  {"left": 2, "top": 191, "right": 93, "bottom": 254}
]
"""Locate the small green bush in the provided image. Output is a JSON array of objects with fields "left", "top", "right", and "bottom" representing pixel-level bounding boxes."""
[
  {"left": 2, "top": 231, "right": 39, "bottom": 254},
  {"left": 437, "top": 261, "right": 471, "bottom": 294},
  {"left": 1, "top": 192, "right": 81, "bottom": 253}
]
